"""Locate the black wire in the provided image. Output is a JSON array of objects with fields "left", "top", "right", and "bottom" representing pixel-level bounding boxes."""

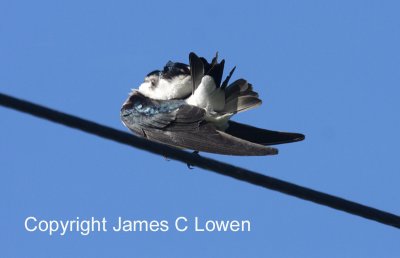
[{"left": 1, "top": 92, "right": 399, "bottom": 229}]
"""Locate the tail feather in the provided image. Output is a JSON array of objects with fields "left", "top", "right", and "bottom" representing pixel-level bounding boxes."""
[
  {"left": 189, "top": 52, "right": 262, "bottom": 115},
  {"left": 221, "top": 66, "right": 236, "bottom": 89},
  {"left": 224, "top": 96, "right": 261, "bottom": 113},
  {"left": 225, "top": 79, "right": 247, "bottom": 99},
  {"left": 207, "top": 59, "right": 225, "bottom": 87},
  {"left": 189, "top": 52, "right": 205, "bottom": 94},
  {"left": 224, "top": 80, "right": 261, "bottom": 113}
]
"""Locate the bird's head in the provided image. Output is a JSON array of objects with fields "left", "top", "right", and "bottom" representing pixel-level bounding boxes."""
[{"left": 138, "top": 61, "right": 192, "bottom": 100}]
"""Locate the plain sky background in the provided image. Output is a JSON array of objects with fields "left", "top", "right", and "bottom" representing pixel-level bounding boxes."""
[{"left": 1, "top": 0, "right": 399, "bottom": 257}]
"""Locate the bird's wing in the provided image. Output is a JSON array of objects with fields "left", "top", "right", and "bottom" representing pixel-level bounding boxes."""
[
  {"left": 144, "top": 122, "right": 278, "bottom": 156},
  {"left": 141, "top": 105, "right": 277, "bottom": 156},
  {"left": 122, "top": 93, "right": 277, "bottom": 155},
  {"left": 225, "top": 120, "right": 305, "bottom": 145},
  {"left": 122, "top": 99, "right": 203, "bottom": 132}
]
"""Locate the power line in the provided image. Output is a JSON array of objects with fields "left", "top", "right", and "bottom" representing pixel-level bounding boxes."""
[{"left": 1, "top": 92, "right": 399, "bottom": 229}]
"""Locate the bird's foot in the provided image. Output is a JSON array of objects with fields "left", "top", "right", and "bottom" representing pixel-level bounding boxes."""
[
  {"left": 187, "top": 151, "right": 200, "bottom": 169},
  {"left": 163, "top": 154, "right": 170, "bottom": 161}
]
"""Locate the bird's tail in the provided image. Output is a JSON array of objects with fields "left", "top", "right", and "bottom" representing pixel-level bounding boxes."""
[{"left": 223, "top": 79, "right": 262, "bottom": 114}]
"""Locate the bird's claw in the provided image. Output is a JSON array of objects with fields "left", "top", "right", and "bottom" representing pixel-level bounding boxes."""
[
  {"left": 186, "top": 151, "right": 200, "bottom": 169},
  {"left": 163, "top": 154, "right": 170, "bottom": 161}
]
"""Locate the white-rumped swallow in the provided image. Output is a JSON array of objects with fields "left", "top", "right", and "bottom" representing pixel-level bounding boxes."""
[{"left": 121, "top": 52, "right": 304, "bottom": 156}]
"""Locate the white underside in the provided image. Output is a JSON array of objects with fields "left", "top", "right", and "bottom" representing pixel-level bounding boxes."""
[
  {"left": 138, "top": 75, "right": 192, "bottom": 100},
  {"left": 186, "top": 76, "right": 233, "bottom": 129}
]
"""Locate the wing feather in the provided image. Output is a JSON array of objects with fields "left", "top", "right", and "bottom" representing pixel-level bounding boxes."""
[
  {"left": 226, "top": 121, "right": 305, "bottom": 145},
  {"left": 144, "top": 123, "right": 277, "bottom": 156}
]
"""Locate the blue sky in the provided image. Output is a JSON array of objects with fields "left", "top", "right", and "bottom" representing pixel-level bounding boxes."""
[{"left": 1, "top": 0, "right": 399, "bottom": 257}]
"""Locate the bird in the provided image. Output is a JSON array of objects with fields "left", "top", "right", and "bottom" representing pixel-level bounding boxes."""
[{"left": 121, "top": 52, "right": 304, "bottom": 156}]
